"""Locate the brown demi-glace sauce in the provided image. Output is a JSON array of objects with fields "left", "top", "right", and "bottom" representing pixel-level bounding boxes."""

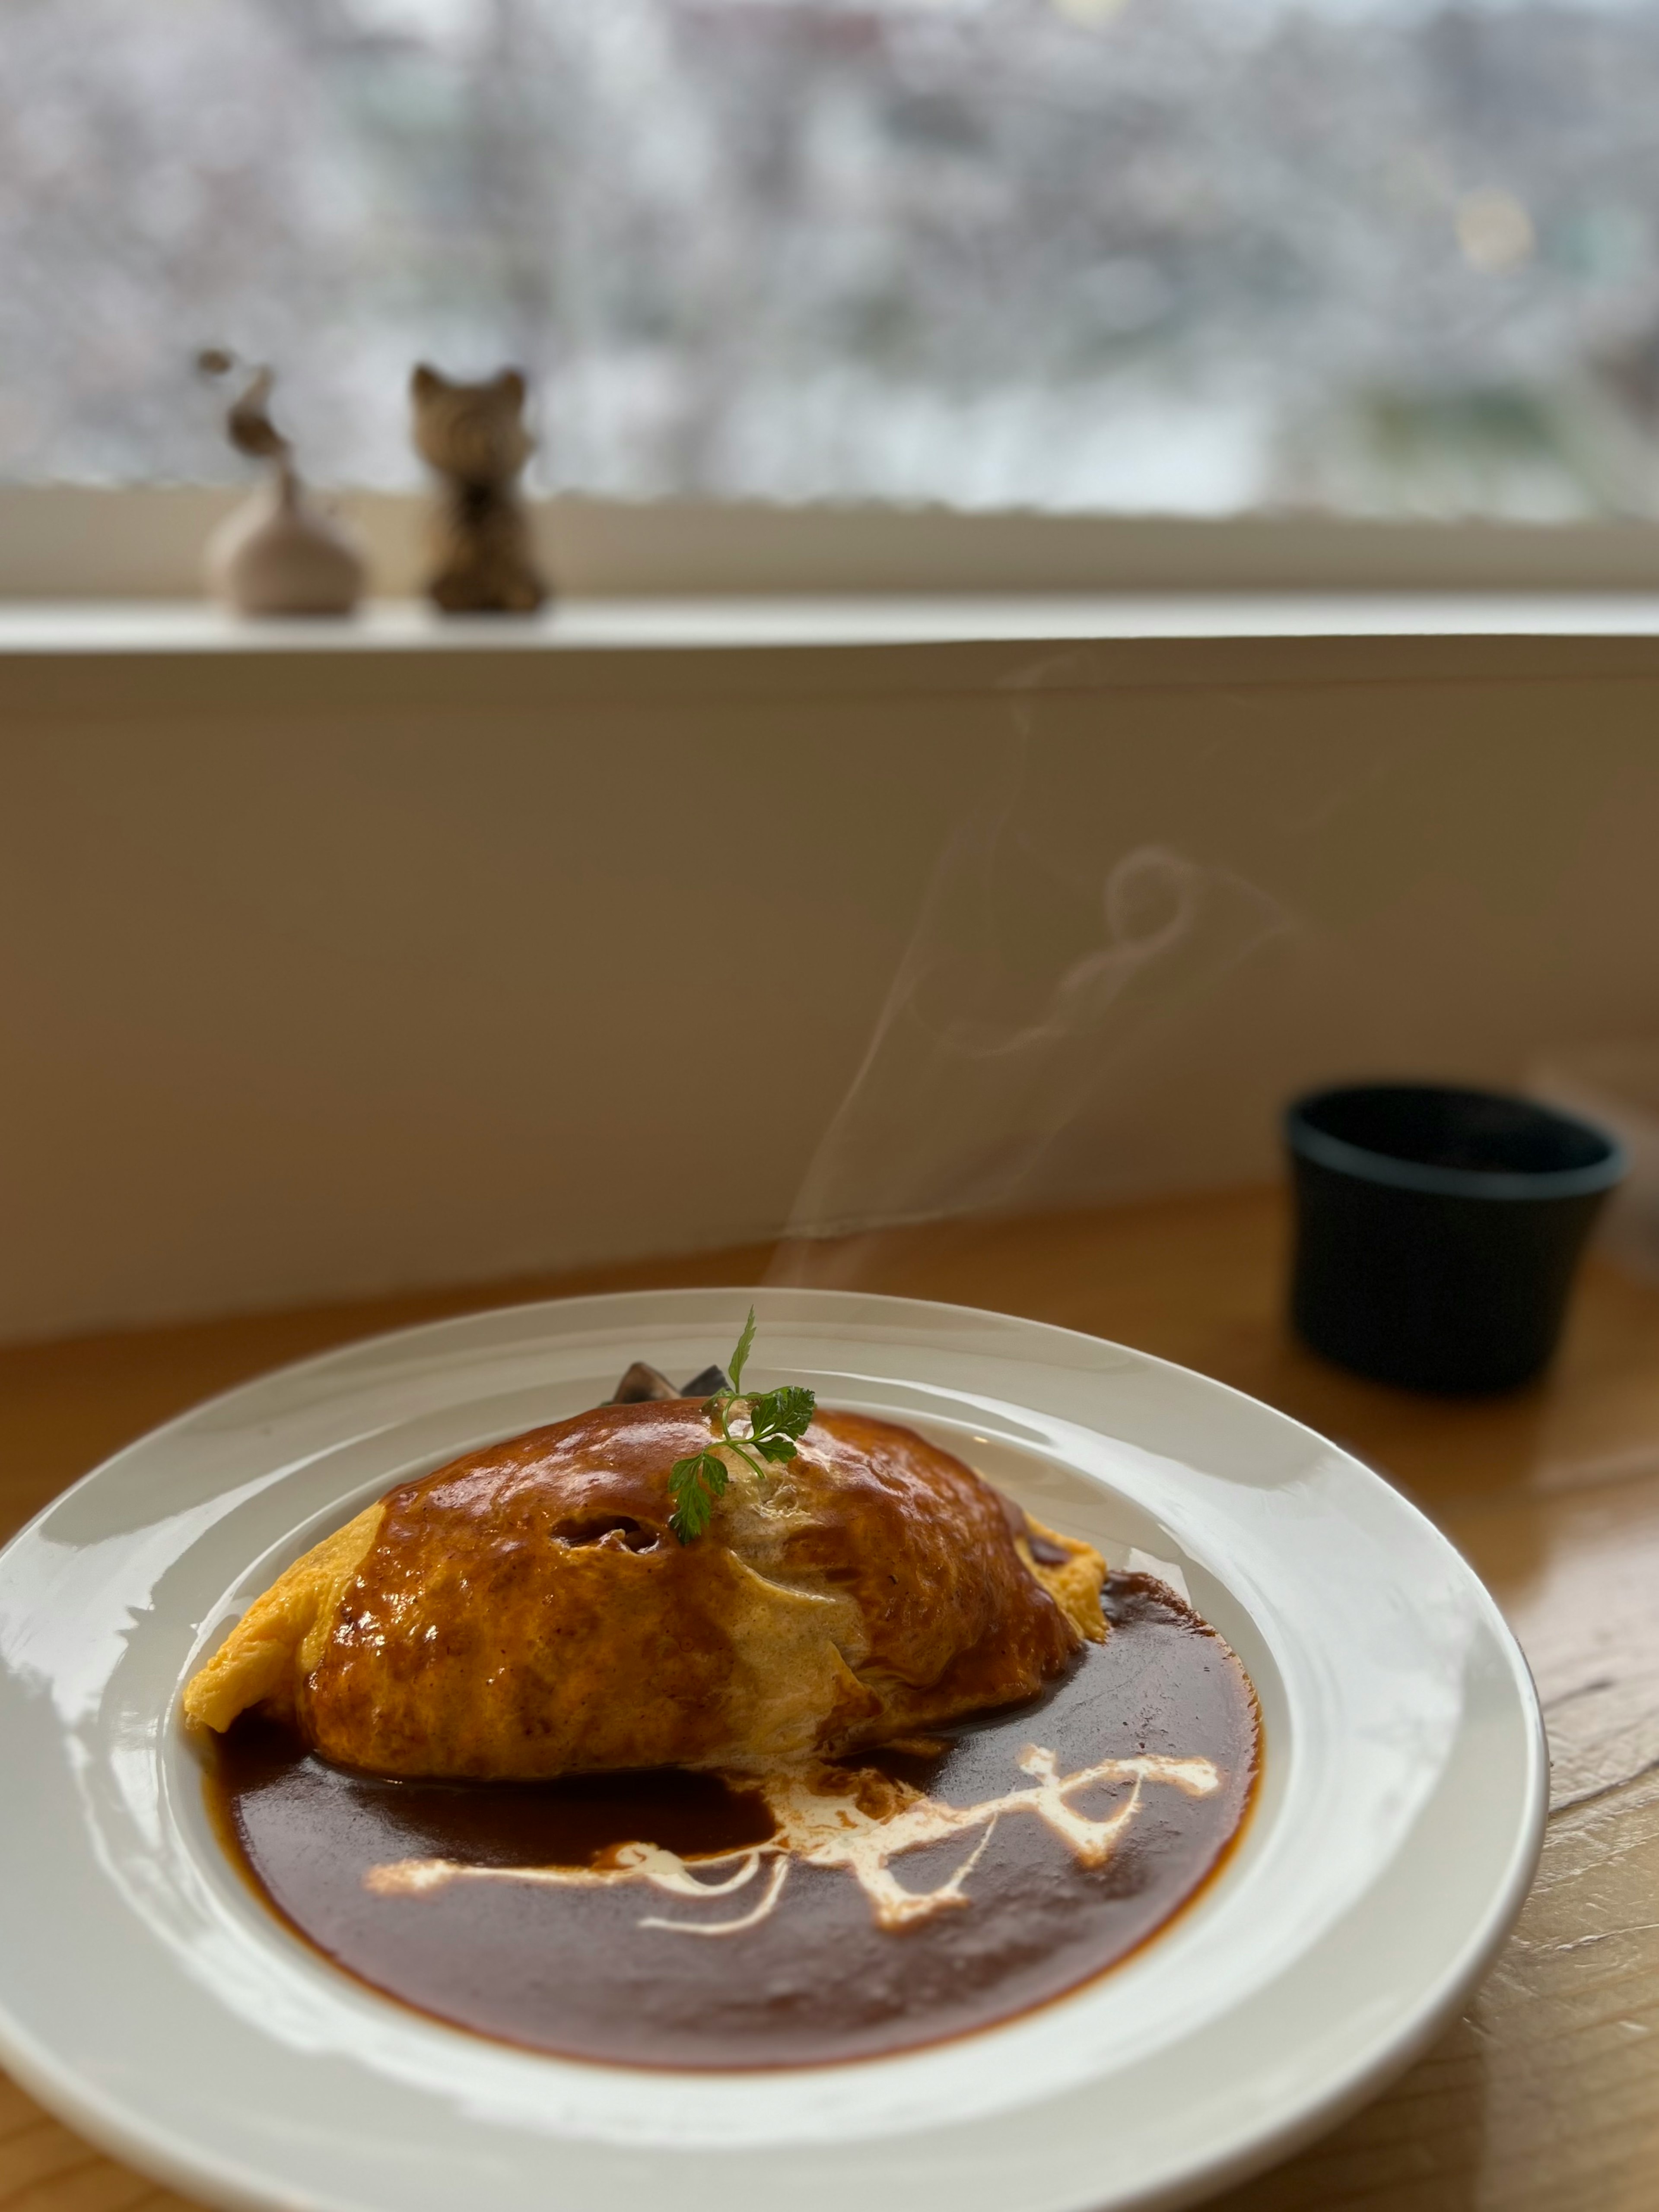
[{"left": 206, "top": 1572, "right": 1259, "bottom": 2069}]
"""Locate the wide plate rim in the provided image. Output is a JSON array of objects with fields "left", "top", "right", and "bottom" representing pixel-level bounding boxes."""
[{"left": 0, "top": 1285, "right": 1548, "bottom": 2212}]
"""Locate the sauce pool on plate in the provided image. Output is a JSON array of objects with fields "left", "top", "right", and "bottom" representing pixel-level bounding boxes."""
[{"left": 206, "top": 1572, "right": 1259, "bottom": 2069}]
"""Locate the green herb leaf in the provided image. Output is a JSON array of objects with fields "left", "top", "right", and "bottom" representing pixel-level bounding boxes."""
[
  {"left": 728, "top": 1306, "right": 758, "bottom": 1396},
  {"left": 666, "top": 1319, "right": 817, "bottom": 1537},
  {"left": 668, "top": 1449, "right": 730, "bottom": 1544},
  {"left": 747, "top": 1384, "right": 816, "bottom": 1462}
]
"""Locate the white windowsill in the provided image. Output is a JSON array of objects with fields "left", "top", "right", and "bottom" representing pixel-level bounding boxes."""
[{"left": 6, "top": 591, "right": 1659, "bottom": 654}]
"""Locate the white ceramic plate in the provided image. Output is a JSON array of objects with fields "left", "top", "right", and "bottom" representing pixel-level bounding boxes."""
[{"left": 0, "top": 1288, "right": 1545, "bottom": 2212}]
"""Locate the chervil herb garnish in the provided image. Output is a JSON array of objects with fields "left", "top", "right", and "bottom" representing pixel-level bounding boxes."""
[{"left": 667, "top": 1308, "right": 817, "bottom": 1544}]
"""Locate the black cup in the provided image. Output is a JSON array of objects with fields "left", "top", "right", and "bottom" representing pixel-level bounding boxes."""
[{"left": 1286, "top": 1082, "right": 1624, "bottom": 1393}]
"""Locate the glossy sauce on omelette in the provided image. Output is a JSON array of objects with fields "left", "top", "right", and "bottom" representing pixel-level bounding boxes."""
[
  {"left": 207, "top": 1573, "right": 1259, "bottom": 2068},
  {"left": 186, "top": 1403, "right": 1106, "bottom": 1776}
]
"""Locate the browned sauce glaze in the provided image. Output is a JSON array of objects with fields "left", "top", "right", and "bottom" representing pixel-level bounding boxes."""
[
  {"left": 207, "top": 1572, "right": 1258, "bottom": 2069},
  {"left": 292, "top": 1404, "right": 1088, "bottom": 1779}
]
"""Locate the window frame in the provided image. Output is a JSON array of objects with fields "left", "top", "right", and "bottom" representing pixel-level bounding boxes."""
[{"left": 5, "top": 483, "right": 1659, "bottom": 604}]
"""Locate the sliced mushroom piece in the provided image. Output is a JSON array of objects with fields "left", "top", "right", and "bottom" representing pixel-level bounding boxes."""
[
  {"left": 607, "top": 1361, "right": 681, "bottom": 1404},
  {"left": 680, "top": 1363, "right": 733, "bottom": 1399}
]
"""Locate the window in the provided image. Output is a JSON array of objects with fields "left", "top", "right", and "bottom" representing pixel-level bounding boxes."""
[{"left": 7, "top": 0, "right": 1658, "bottom": 521}]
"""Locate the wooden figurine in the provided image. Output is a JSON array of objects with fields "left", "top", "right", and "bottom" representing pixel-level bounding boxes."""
[
  {"left": 198, "top": 350, "right": 365, "bottom": 617},
  {"left": 410, "top": 364, "right": 548, "bottom": 615}
]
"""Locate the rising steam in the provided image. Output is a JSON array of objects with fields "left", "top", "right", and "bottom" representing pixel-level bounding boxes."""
[{"left": 771, "top": 662, "right": 1294, "bottom": 1285}]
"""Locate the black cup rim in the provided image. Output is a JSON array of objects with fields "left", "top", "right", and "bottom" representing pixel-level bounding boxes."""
[{"left": 1285, "top": 1082, "right": 1626, "bottom": 1203}]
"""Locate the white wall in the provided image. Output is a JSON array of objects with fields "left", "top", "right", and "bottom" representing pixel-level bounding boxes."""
[{"left": 5, "top": 616, "right": 1659, "bottom": 1339}]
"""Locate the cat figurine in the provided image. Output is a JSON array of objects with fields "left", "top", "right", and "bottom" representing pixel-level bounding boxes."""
[{"left": 410, "top": 364, "right": 549, "bottom": 614}]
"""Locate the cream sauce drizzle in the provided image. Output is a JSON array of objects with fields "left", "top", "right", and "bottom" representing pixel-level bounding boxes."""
[{"left": 365, "top": 1743, "right": 1220, "bottom": 1935}]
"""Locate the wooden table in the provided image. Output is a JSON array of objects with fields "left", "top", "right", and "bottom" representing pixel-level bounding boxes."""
[{"left": 5, "top": 1187, "right": 1658, "bottom": 2212}]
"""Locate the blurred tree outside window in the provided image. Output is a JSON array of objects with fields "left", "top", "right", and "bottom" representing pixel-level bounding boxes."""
[{"left": 5, "top": 0, "right": 1659, "bottom": 520}]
